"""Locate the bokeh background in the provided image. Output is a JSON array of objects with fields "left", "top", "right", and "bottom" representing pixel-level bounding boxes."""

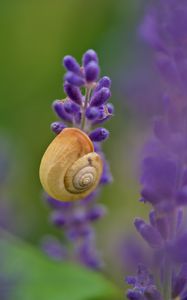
[{"left": 0, "top": 0, "right": 152, "bottom": 294}]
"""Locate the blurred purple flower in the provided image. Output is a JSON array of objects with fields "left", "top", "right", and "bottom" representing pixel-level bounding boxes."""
[
  {"left": 43, "top": 193, "right": 106, "bottom": 269},
  {"left": 126, "top": 0, "right": 187, "bottom": 299},
  {"left": 126, "top": 264, "right": 162, "bottom": 300},
  {"left": 41, "top": 235, "right": 67, "bottom": 261}
]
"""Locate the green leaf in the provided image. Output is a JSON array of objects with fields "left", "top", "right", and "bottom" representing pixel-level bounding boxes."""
[{"left": 0, "top": 230, "right": 121, "bottom": 300}]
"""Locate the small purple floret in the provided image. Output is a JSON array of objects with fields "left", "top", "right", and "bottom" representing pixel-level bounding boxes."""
[
  {"left": 87, "top": 205, "right": 106, "bottom": 221},
  {"left": 85, "top": 106, "right": 99, "bottom": 120},
  {"left": 85, "top": 61, "right": 100, "bottom": 82},
  {"left": 89, "top": 128, "right": 109, "bottom": 142},
  {"left": 82, "top": 49, "right": 98, "bottom": 66},
  {"left": 64, "top": 83, "right": 82, "bottom": 105},
  {"left": 64, "top": 71, "right": 85, "bottom": 87},
  {"left": 63, "top": 100, "right": 80, "bottom": 114},
  {"left": 50, "top": 211, "right": 66, "bottom": 228},
  {"left": 134, "top": 218, "right": 163, "bottom": 249},
  {"left": 90, "top": 87, "right": 111, "bottom": 107},
  {"left": 51, "top": 121, "right": 66, "bottom": 134},
  {"left": 94, "top": 76, "right": 111, "bottom": 92},
  {"left": 63, "top": 55, "right": 80, "bottom": 74},
  {"left": 52, "top": 100, "right": 73, "bottom": 122}
]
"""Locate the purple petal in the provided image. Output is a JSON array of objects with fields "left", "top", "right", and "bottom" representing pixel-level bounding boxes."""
[
  {"left": 63, "top": 55, "right": 80, "bottom": 74},
  {"left": 85, "top": 61, "right": 100, "bottom": 82},
  {"left": 134, "top": 218, "right": 163, "bottom": 249},
  {"left": 51, "top": 121, "right": 66, "bottom": 134},
  {"left": 64, "top": 71, "right": 85, "bottom": 87},
  {"left": 89, "top": 127, "right": 109, "bottom": 142},
  {"left": 90, "top": 87, "right": 111, "bottom": 106},
  {"left": 82, "top": 49, "right": 98, "bottom": 66},
  {"left": 64, "top": 83, "right": 82, "bottom": 105}
]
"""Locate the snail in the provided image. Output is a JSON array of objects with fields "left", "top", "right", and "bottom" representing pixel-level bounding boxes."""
[{"left": 39, "top": 128, "right": 103, "bottom": 201}]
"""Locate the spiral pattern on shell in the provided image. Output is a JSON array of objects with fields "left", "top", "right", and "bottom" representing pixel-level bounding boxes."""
[{"left": 39, "top": 128, "right": 103, "bottom": 201}]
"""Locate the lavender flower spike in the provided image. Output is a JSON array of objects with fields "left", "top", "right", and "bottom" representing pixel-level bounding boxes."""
[{"left": 41, "top": 49, "right": 113, "bottom": 270}]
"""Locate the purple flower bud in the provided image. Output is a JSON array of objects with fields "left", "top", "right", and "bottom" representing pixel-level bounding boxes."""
[
  {"left": 64, "top": 83, "right": 82, "bottom": 105},
  {"left": 91, "top": 105, "right": 105, "bottom": 121},
  {"left": 127, "top": 289, "right": 144, "bottom": 300},
  {"left": 90, "top": 87, "right": 111, "bottom": 106},
  {"left": 85, "top": 61, "right": 100, "bottom": 82},
  {"left": 67, "top": 224, "right": 92, "bottom": 240},
  {"left": 64, "top": 71, "right": 85, "bottom": 87},
  {"left": 87, "top": 205, "right": 106, "bottom": 221},
  {"left": 50, "top": 121, "right": 66, "bottom": 134},
  {"left": 70, "top": 209, "right": 86, "bottom": 225},
  {"left": 94, "top": 76, "right": 111, "bottom": 92},
  {"left": 126, "top": 276, "right": 136, "bottom": 285},
  {"left": 41, "top": 235, "right": 67, "bottom": 261},
  {"left": 89, "top": 127, "right": 109, "bottom": 142},
  {"left": 134, "top": 218, "right": 163, "bottom": 249},
  {"left": 63, "top": 55, "right": 80, "bottom": 74},
  {"left": 140, "top": 188, "right": 159, "bottom": 205},
  {"left": 82, "top": 49, "right": 98, "bottom": 66},
  {"left": 85, "top": 106, "right": 99, "bottom": 120},
  {"left": 107, "top": 103, "right": 114, "bottom": 114},
  {"left": 52, "top": 100, "right": 73, "bottom": 122},
  {"left": 63, "top": 100, "right": 80, "bottom": 114},
  {"left": 76, "top": 240, "right": 102, "bottom": 270},
  {"left": 91, "top": 104, "right": 113, "bottom": 125},
  {"left": 50, "top": 211, "right": 66, "bottom": 227}
]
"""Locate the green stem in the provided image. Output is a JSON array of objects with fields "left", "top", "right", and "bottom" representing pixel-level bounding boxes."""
[{"left": 81, "top": 87, "right": 91, "bottom": 130}]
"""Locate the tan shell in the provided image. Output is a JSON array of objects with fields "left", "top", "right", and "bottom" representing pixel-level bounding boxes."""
[{"left": 39, "top": 128, "right": 103, "bottom": 201}]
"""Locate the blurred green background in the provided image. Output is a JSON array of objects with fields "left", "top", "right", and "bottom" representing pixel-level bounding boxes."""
[{"left": 0, "top": 0, "right": 149, "bottom": 289}]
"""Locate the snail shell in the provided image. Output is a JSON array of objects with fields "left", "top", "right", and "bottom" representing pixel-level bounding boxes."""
[{"left": 39, "top": 128, "right": 103, "bottom": 201}]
